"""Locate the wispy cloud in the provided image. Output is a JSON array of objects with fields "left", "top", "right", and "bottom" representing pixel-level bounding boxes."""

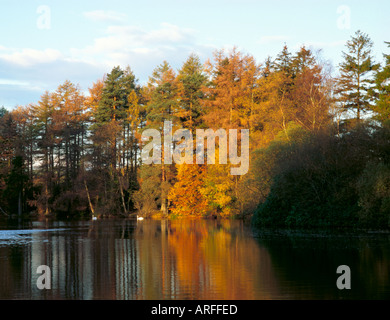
[
  {"left": 69, "top": 22, "right": 207, "bottom": 76},
  {"left": 0, "top": 21, "right": 213, "bottom": 107},
  {"left": 0, "top": 46, "right": 104, "bottom": 107},
  {"left": 0, "top": 79, "right": 30, "bottom": 86},
  {"left": 0, "top": 48, "right": 63, "bottom": 67}
]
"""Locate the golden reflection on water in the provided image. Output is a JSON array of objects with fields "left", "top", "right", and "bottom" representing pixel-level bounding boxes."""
[
  {"left": 139, "top": 219, "right": 276, "bottom": 300},
  {"left": 114, "top": 219, "right": 277, "bottom": 300}
]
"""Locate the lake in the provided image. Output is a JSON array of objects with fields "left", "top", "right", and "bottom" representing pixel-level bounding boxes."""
[{"left": 0, "top": 218, "right": 389, "bottom": 300}]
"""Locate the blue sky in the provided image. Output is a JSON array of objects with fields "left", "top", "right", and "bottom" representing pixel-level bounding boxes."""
[{"left": 0, "top": 0, "right": 389, "bottom": 109}]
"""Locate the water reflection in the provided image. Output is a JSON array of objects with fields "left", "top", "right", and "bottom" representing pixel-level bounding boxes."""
[
  {"left": 0, "top": 219, "right": 389, "bottom": 300},
  {"left": 253, "top": 229, "right": 390, "bottom": 299}
]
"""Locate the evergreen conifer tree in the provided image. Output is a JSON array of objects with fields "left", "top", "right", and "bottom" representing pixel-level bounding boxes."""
[{"left": 336, "top": 30, "right": 379, "bottom": 121}]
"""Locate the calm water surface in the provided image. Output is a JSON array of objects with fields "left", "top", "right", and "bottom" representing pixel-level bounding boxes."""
[{"left": 0, "top": 218, "right": 389, "bottom": 300}]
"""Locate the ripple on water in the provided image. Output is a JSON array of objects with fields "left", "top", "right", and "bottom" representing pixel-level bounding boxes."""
[{"left": 0, "top": 229, "right": 65, "bottom": 246}]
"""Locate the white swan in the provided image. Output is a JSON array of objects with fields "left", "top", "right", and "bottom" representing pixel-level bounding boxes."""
[{"left": 137, "top": 215, "right": 144, "bottom": 221}]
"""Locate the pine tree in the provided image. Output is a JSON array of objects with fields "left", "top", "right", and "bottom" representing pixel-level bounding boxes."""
[
  {"left": 274, "top": 44, "right": 293, "bottom": 77},
  {"left": 3, "top": 156, "right": 29, "bottom": 217},
  {"left": 0, "top": 107, "right": 7, "bottom": 118},
  {"left": 374, "top": 42, "right": 390, "bottom": 121},
  {"left": 88, "top": 66, "right": 140, "bottom": 216},
  {"left": 176, "top": 54, "right": 207, "bottom": 130},
  {"left": 336, "top": 30, "right": 380, "bottom": 121},
  {"left": 146, "top": 61, "right": 179, "bottom": 127},
  {"left": 291, "top": 46, "right": 316, "bottom": 76},
  {"left": 32, "top": 91, "right": 55, "bottom": 216},
  {"left": 261, "top": 56, "right": 274, "bottom": 78},
  {"left": 122, "top": 67, "right": 140, "bottom": 174},
  {"left": 0, "top": 110, "right": 17, "bottom": 215},
  {"left": 96, "top": 66, "right": 127, "bottom": 123},
  {"left": 144, "top": 61, "right": 179, "bottom": 215},
  {"left": 93, "top": 66, "right": 138, "bottom": 169}
]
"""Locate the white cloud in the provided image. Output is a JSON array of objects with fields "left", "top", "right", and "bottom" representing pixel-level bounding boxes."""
[
  {"left": 83, "top": 10, "right": 127, "bottom": 23},
  {"left": 146, "top": 23, "right": 191, "bottom": 43},
  {"left": 103, "top": 23, "right": 195, "bottom": 46},
  {"left": 0, "top": 22, "right": 214, "bottom": 107},
  {"left": 0, "top": 46, "right": 106, "bottom": 108},
  {"left": 0, "top": 48, "right": 63, "bottom": 67},
  {"left": 69, "top": 22, "right": 203, "bottom": 74},
  {"left": 0, "top": 79, "right": 29, "bottom": 86}
]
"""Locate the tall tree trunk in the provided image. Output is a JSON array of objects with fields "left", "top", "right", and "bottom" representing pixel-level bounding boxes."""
[
  {"left": 18, "top": 191, "right": 22, "bottom": 217},
  {"left": 45, "top": 184, "right": 49, "bottom": 216},
  {"left": 117, "top": 170, "right": 128, "bottom": 215},
  {"left": 161, "top": 164, "right": 168, "bottom": 215},
  {"left": 84, "top": 180, "right": 95, "bottom": 216}
]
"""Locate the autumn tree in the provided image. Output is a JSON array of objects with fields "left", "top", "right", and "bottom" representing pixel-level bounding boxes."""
[
  {"left": 203, "top": 48, "right": 260, "bottom": 130},
  {"left": 50, "top": 81, "right": 86, "bottom": 188},
  {"left": 253, "top": 66, "right": 293, "bottom": 143},
  {"left": 1, "top": 39, "right": 388, "bottom": 222},
  {"left": 167, "top": 55, "right": 209, "bottom": 216},
  {"left": 85, "top": 79, "right": 104, "bottom": 115},
  {"left": 169, "top": 163, "right": 208, "bottom": 216},
  {"left": 252, "top": 46, "right": 332, "bottom": 143},
  {"left": 199, "top": 49, "right": 260, "bottom": 216},
  {"left": 29, "top": 82, "right": 88, "bottom": 217},
  {"left": 290, "top": 47, "right": 332, "bottom": 131},
  {"left": 11, "top": 105, "right": 36, "bottom": 180},
  {"left": 241, "top": 47, "right": 332, "bottom": 216}
]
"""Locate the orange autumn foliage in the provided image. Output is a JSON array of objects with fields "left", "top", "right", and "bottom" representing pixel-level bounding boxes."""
[{"left": 168, "top": 163, "right": 208, "bottom": 216}]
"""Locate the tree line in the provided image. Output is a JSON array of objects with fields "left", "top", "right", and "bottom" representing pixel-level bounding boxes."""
[{"left": 0, "top": 30, "right": 389, "bottom": 228}]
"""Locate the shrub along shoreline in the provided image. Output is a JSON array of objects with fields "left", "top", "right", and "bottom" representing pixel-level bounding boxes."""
[{"left": 251, "top": 123, "right": 390, "bottom": 230}]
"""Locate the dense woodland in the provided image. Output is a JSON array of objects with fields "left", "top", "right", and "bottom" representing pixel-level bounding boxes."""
[{"left": 0, "top": 30, "right": 389, "bottom": 228}]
